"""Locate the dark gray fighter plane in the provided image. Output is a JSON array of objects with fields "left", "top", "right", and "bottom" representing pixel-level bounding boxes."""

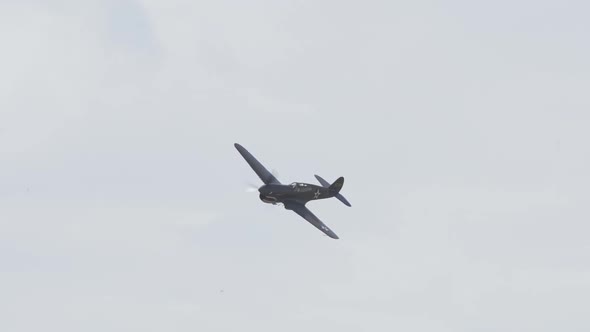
[{"left": 234, "top": 143, "right": 351, "bottom": 239}]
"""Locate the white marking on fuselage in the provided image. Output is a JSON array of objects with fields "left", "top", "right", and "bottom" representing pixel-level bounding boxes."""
[{"left": 314, "top": 189, "right": 321, "bottom": 199}]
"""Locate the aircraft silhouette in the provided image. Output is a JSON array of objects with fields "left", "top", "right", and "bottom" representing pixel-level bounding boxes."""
[{"left": 234, "top": 143, "right": 351, "bottom": 239}]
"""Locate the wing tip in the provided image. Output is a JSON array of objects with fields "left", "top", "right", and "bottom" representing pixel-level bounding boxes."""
[
  {"left": 326, "top": 228, "right": 340, "bottom": 239},
  {"left": 234, "top": 143, "right": 248, "bottom": 156},
  {"left": 325, "top": 232, "right": 339, "bottom": 239}
]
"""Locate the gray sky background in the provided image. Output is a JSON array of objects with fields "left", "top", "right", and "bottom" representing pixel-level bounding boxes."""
[{"left": 1, "top": 0, "right": 589, "bottom": 331}]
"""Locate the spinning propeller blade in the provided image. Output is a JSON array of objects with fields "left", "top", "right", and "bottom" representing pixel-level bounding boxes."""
[{"left": 245, "top": 182, "right": 260, "bottom": 192}]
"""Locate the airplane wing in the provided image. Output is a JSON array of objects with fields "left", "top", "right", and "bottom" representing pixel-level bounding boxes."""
[
  {"left": 285, "top": 202, "right": 339, "bottom": 239},
  {"left": 234, "top": 143, "right": 281, "bottom": 184}
]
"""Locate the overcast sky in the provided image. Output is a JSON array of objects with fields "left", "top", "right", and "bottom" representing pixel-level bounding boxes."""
[{"left": 1, "top": 0, "right": 589, "bottom": 331}]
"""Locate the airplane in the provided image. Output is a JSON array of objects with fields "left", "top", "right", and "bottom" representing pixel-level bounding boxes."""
[{"left": 234, "top": 143, "right": 351, "bottom": 239}]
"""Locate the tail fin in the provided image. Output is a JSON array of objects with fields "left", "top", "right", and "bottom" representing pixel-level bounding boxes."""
[
  {"left": 314, "top": 175, "right": 351, "bottom": 207},
  {"left": 329, "top": 176, "right": 344, "bottom": 194}
]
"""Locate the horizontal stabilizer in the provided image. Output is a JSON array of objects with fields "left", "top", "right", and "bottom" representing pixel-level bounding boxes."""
[{"left": 314, "top": 174, "right": 351, "bottom": 207}]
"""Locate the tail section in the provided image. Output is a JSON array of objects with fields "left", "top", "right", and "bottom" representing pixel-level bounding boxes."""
[
  {"left": 328, "top": 177, "right": 344, "bottom": 194},
  {"left": 315, "top": 175, "right": 351, "bottom": 207}
]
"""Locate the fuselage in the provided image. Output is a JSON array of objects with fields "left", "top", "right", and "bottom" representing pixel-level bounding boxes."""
[{"left": 259, "top": 182, "right": 334, "bottom": 205}]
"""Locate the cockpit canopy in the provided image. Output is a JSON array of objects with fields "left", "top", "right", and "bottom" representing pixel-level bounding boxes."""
[{"left": 289, "top": 182, "right": 308, "bottom": 187}]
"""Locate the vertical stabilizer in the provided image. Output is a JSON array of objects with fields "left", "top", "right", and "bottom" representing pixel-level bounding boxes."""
[{"left": 314, "top": 175, "right": 351, "bottom": 207}]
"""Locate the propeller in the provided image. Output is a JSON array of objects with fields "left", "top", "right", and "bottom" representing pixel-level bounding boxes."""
[
  {"left": 245, "top": 169, "right": 280, "bottom": 193},
  {"left": 245, "top": 182, "right": 259, "bottom": 192}
]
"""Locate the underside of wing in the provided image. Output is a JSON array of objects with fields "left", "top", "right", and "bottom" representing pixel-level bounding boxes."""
[
  {"left": 234, "top": 143, "right": 280, "bottom": 184},
  {"left": 285, "top": 202, "right": 339, "bottom": 239}
]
